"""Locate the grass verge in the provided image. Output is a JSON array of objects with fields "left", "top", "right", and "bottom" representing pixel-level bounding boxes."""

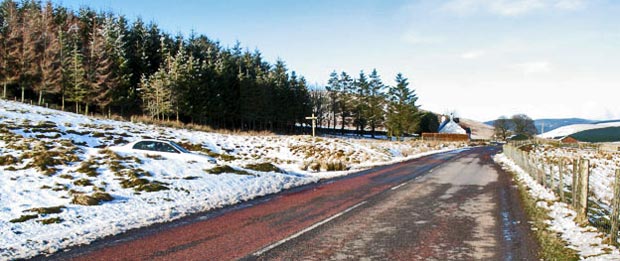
[{"left": 511, "top": 171, "right": 580, "bottom": 260}]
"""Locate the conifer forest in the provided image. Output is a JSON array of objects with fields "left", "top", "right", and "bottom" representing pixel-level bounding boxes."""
[{"left": 0, "top": 0, "right": 428, "bottom": 136}]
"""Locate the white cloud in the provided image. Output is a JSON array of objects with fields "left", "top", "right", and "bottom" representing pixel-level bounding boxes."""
[
  {"left": 442, "top": 0, "right": 585, "bottom": 16},
  {"left": 461, "top": 50, "right": 485, "bottom": 59},
  {"left": 513, "top": 61, "right": 552, "bottom": 74}
]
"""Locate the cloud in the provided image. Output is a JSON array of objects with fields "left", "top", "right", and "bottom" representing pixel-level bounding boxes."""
[
  {"left": 461, "top": 50, "right": 485, "bottom": 59},
  {"left": 401, "top": 31, "right": 441, "bottom": 45},
  {"left": 513, "top": 61, "right": 552, "bottom": 74},
  {"left": 442, "top": 0, "right": 585, "bottom": 16}
]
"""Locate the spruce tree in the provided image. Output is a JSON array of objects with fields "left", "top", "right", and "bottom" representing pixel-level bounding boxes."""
[
  {"left": 367, "top": 69, "right": 386, "bottom": 138},
  {"left": 325, "top": 71, "right": 339, "bottom": 130},
  {"left": 353, "top": 71, "right": 369, "bottom": 135},
  {"left": 37, "top": 1, "right": 61, "bottom": 105},
  {"left": 386, "top": 73, "right": 419, "bottom": 140},
  {"left": 66, "top": 41, "right": 86, "bottom": 113}
]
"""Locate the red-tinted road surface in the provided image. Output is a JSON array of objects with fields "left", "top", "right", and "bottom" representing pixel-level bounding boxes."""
[{"left": 47, "top": 146, "right": 537, "bottom": 260}]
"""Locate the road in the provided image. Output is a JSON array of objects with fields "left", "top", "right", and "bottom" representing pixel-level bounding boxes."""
[{"left": 49, "top": 146, "right": 538, "bottom": 260}]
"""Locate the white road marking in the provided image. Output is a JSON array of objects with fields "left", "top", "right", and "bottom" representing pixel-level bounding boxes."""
[
  {"left": 252, "top": 201, "right": 368, "bottom": 256},
  {"left": 391, "top": 182, "right": 407, "bottom": 190}
]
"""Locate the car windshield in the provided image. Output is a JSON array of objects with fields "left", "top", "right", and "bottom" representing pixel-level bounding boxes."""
[
  {"left": 133, "top": 140, "right": 183, "bottom": 153},
  {"left": 169, "top": 142, "right": 190, "bottom": 153}
]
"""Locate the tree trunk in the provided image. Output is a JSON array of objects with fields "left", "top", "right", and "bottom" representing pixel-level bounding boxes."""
[
  {"left": 38, "top": 90, "right": 44, "bottom": 105},
  {"left": 21, "top": 86, "right": 25, "bottom": 103},
  {"left": 371, "top": 124, "right": 376, "bottom": 138},
  {"left": 85, "top": 103, "right": 89, "bottom": 116},
  {"left": 2, "top": 82, "right": 6, "bottom": 99},
  {"left": 62, "top": 95, "right": 65, "bottom": 111},
  {"left": 75, "top": 102, "right": 79, "bottom": 114}
]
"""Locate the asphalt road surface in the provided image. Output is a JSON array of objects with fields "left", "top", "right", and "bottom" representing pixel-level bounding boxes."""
[{"left": 49, "top": 146, "right": 538, "bottom": 260}]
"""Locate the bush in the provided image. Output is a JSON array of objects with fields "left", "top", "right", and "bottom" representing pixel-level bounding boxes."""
[
  {"left": 10, "top": 214, "right": 39, "bottom": 223},
  {"left": 0, "top": 155, "right": 18, "bottom": 166},
  {"left": 205, "top": 165, "right": 251, "bottom": 175},
  {"left": 39, "top": 217, "right": 62, "bottom": 225},
  {"left": 26, "top": 206, "right": 64, "bottom": 215},
  {"left": 71, "top": 192, "right": 113, "bottom": 206},
  {"left": 244, "top": 163, "right": 284, "bottom": 173}
]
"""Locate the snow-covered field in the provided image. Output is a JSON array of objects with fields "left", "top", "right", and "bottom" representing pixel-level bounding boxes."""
[
  {"left": 520, "top": 144, "right": 620, "bottom": 207},
  {"left": 495, "top": 146, "right": 620, "bottom": 260},
  {"left": 539, "top": 122, "right": 620, "bottom": 139},
  {"left": 0, "top": 100, "right": 466, "bottom": 259}
]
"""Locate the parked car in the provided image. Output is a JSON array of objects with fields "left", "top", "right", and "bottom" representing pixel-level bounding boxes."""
[{"left": 112, "top": 139, "right": 217, "bottom": 164}]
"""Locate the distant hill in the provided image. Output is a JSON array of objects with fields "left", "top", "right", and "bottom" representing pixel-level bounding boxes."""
[
  {"left": 459, "top": 118, "right": 494, "bottom": 140},
  {"left": 571, "top": 127, "right": 620, "bottom": 142},
  {"left": 534, "top": 118, "right": 595, "bottom": 134},
  {"left": 539, "top": 121, "right": 620, "bottom": 140},
  {"left": 485, "top": 118, "right": 595, "bottom": 134}
]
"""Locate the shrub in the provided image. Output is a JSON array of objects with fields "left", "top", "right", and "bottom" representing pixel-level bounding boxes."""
[
  {"left": 120, "top": 178, "right": 149, "bottom": 188},
  {"left": 26, "top": 206, "right": 64, "bottom": 215},
  {"left": 76, "top": 160, "right": 98, "bottom": 177},
  {"left": 71, "top": 192, "right": 113, "bottom": 206},
  {"left": 39, "top": 217, "right": 62, "bottom": 225},
  {"left": 0, "top": 155, "right": 18, "bottom": 166},
  {"left": 10, "top": 214, "right": 39, "bottom": 223},
  {"left": 135, "top": 182, "right": 169, "bottom": 192},
  {"left": 73, "top": 178, "right": 93, "bottom": 186},
  {"left": 245, "top": 163, "right": 284, "bottom": 173},
  {"left": 205, "top": 165, "right": 251, "bottom": 175}
]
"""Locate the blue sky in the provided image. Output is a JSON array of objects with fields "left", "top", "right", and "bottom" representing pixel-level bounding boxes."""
[{"left": 51, "top": 0, "right": 620, "bottom": 122}]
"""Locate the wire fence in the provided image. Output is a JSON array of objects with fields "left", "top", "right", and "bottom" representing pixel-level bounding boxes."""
[{"left": 503, "top": 142, "right": 620, "bottom": 245}]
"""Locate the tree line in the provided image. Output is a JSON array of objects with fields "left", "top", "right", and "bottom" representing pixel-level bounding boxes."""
[
  {"left": 0, "top": 0, "right": 436, "bottom": 137},
  {"left": 493, "top": 114, "right": 537, "bottom": 140},
  {"left": 310, "top": 69, "right": 439, "bottom": 138},
  {"left": 0, "top": 0, "right": 311, "bottom": 131}
]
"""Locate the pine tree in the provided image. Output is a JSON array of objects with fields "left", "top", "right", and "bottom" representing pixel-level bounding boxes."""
[
  {"left": 324, "top": 71, "right": 339, "bottom": 130},
  {"left": 366, "top": 69, "right": 386, "bottom": 138},
  {"left": 84, "top": 17, "right": 115, "bottom": 115},
  {"left": 99, "top": 14, "right": 129, "bottom": 116},
  {"left": 66, "top": 41, "right": 86, "bottom": 113},
  {"left": 19, "top": 0, "right": 43, "bottom": 102},
  {"left": 353, "top": 71, "right": 369, "bottom": 136},
  {"left": 386, "top": 73, "right": 419, "bottom": 140},
  {"left": 36, "top": 1, "right": 61, "bottom": 105},
  {"left": 338, "top": 71, "right": 353, "bottom": 134},
  {"left": 2, "top": 0, "right": 22, "bottom": 100}
]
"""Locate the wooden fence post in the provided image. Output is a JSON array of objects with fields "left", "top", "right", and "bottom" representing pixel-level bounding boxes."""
[
  {"left": 576, "top": 159, "right": 590, "bottom": 224},
  {"left": 558, "top": 159, "right": 565, "bottom": 203},
  {"left": 609, "top": 169, "right": 620, "bottom": 246},
  {"left": 572, "top": 158, "right": 579, "bottom": 208},
  {"left": 549, "top": 164, "right": 555, "bottom": 191},
  {"left": 541, "top": 161, "right": 547, "bottom": 188}
]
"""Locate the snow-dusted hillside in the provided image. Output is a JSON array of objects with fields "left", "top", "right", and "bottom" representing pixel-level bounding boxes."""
[
  {"left": 0, "top": 100, "right": 466, "bottom": 259},
  {"left": 539, "top": 122, "right": 620, "bottom": 139}
]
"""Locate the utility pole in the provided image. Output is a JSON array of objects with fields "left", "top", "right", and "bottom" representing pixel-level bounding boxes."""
[{"left": 305, "top": 113, "right": 318, "bottom": 137}]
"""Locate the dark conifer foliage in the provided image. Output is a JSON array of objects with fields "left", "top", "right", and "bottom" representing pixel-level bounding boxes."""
[{"left": 0, "top": 0, "right": 312, "bottom": 132}]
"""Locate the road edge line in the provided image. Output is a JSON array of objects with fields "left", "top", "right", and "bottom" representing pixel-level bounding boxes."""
[{"left": 252, "top": 201, "right": 368, "bottom": 256}]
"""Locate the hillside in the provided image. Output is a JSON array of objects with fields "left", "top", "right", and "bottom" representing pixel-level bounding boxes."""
[
  {"left": 0, "top": 100, "right": 466, "bottom": 259},
  {"left": 459, "top": 118, "right": 494, "bottom": 140},
  {"left": 485, "top": 118, "right": 595, "bottom": 134},
  {"left": 571, "top": 127, "right": 620, "bottom": 143},
  {"left": 539, "top": 122, "right": 620, "bottom": 139}
]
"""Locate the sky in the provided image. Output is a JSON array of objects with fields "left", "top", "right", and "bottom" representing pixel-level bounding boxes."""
[{"left": 51, "top": 0, "right": 620, "bottom": 122}]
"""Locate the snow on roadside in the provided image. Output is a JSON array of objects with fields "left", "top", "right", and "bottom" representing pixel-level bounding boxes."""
[
  {"left": 0, "top": 100, "right": 466, "bottom": 259},
  {"left": 494, "top": 153, "right": 620, "bottom": 260}
]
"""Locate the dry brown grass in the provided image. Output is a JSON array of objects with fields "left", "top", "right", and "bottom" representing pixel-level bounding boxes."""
[{"left": 71, "top": 192, "right": 113, "bottom": 206}]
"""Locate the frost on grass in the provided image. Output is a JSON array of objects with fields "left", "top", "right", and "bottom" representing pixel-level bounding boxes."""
[{"left": 0, "top": 99, "right": 467, "bottom": 259}]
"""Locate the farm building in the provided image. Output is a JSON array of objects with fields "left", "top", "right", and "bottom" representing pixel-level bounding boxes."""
[{"left": 422, "top": 115, "right": 470, "bottom": 142}]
